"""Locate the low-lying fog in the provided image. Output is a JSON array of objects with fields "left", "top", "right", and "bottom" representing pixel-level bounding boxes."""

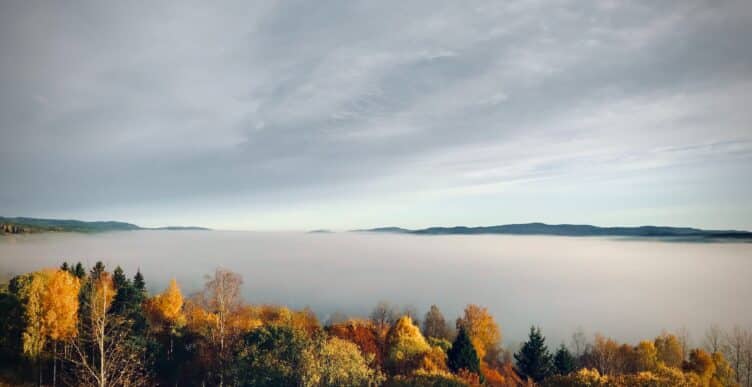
[{"left": 1, "top": 231, "right": 750, "bottom": 347}]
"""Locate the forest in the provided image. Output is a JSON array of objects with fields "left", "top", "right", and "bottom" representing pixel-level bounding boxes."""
[{"left": 0, "top": 262, "right": 750, "bottom": 387}]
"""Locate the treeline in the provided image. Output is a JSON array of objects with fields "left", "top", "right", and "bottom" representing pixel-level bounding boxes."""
[{"left": 0, "top": 262, "right": 750, "bottom": 386}]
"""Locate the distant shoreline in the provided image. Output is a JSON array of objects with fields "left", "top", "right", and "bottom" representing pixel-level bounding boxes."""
[
  {"left": 353, "top": 222, "right": 752, "bottom": 242},
  {"left": 0, "top": 216, "right": 210, "bottom": 234}
]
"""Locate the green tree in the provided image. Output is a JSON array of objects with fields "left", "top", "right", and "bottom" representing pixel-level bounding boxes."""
[
  {"left": 447, "top": 327, "right": 481, "bottom": 375},
  {"left": 515, "top": 326, "right": 553, "bottom": 382},
  {"left": 553, "top": 344, "right": 575, "bottom": 375},
  {"left": 73, "top": 262, "right": 86, "bottom": 279},
  {"left": 233, "top": 324, "right": 312, "bottom": 386}
]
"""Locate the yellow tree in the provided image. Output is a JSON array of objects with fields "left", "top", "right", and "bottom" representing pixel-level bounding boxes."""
[
  {"left": 144, "top": 279, "right": 185, "bottom": 359},
  {"left": 386, "top": 316, "right": 431, "bottom": 374},
  {"left": 655, "top": 333, "right": 684, "bottom": 368},
  {"left": 145, "top": 279, "right": 185, "bottom": 329},
  {"left": 456, "top": 304, "right": 502, "bottom": 363},
  {"left": 42, "top": 269, "right": 81, "bottom": 387},
  {"left": 14, "top": 272, "right": 48, "bottom": 386}
]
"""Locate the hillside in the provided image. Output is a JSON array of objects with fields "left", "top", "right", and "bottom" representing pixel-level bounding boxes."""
[
  {"left": 358, "top": 222, "right": 752, "bottom": 241},
  {"left": 0, "top": 216, "right": 209, "bottom": 234}
]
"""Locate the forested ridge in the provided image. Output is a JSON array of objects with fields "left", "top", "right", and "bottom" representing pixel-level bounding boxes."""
[{"left": 1, "top": 262, "right": 750, "bottom": 387}]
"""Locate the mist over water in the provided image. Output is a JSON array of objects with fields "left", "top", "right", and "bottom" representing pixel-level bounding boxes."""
[{"left": 1, "top": 231, "right": 750, "bottom": 347}]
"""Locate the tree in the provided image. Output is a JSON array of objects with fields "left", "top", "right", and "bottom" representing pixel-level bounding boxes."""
[
  {"left": 514, "top": 326, "right": 553, "bottom": 382},
  {"left": 634, "top": 340, "right": 659, "bottom": 372},
  {"left": 144, "top": 279, "right": 185, "bottom": 363},
  {"left": 191, "top": 268, "right": 244, "bottom": 386},
  {"left": 704, "top": 324, "right": 725, "bottom": 354},
  {"left": 73, "top": 262, "right": 86, "bottom": 279},
  {"left": 370, "top": 301, "right": 399, "bottom": 330},
  {"left": 655, "top": 333, "right": 684, "bottom": 368},
  {"left": 326, "top": 319, "right": 384, "bottom": 368},
  {"left": 553, "top": 344, "right": 575, "bottom": 375},
  {"left": 303, "top": 337, "right": 384, "bottom": 386},
  {"left": 423, "top": 305, "right": 452, "bottom": 341},
  {"left": 455, "top": 304, "right": 501, "bottom": 363},
  {"left": 42, "top": 270, "right": 80, "bottom": 386},
  {"left": 63, "top": 271, "right": 148, "bottom": 387},
  {"left": 724, "top": 326, "right": 751, "bottom": 386},
  {"left": 11, "top": 272, "right": 49, "bottom": 385},
  {"left": 447, "top": 327, "right": 481, "bottom": 376},
  {"left": 133, "top": 270, "right": 146, "bottom": 295},
  {"left": 385, "top": 316, "right": 431, "bottom": 374},
  {"left": 145, "top": 279, "right": 185, "bottom": 330},
  {"left": 232, "top": 324, "right": 312, "bottom": 386}
]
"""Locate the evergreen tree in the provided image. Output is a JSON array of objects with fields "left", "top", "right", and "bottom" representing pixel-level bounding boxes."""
[
  {"left": 133, "top": 270, "right": 146, "bottom": 296},
  {"left": 90, "top": 261, "right": 105, "bottom": 280},
  {"left": 73, "top": 262, "right": 86, "bottom": 278},
  {"left": 553, "top": 344, "right": 575, "bottom": 375},
  {"left": 515, "top": 326, "right": 553, "bottom": 382},
  {"left": 447, "top": 327, "right": 481, "bottom": 375},
  {"left": 60, "top": 261, "right": 69, "bottom": 272},
  {"left": 112, "top": 266, "right": 133, "bottom": 316}
]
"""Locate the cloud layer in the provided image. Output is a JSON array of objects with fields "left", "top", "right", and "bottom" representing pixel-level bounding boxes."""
[{"left": 1, "top": 0, "right": 751, "bottom": 229}]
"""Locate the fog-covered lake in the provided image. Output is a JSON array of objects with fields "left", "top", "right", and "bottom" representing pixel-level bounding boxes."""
[{"left": 1, "top": 231, "right": 750, "bottom": 347}]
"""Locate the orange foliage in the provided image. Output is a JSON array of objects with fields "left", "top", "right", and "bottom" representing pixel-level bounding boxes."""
[
  {"left": 456, "top": 304, "right": 501, "bottom": 363},
  {"left": 327, "top": 319, "right": 384, "bottom": 368},
  {"left": 42, "top": 269, "right": 81, "bottom": 341},
  {"left": 144, "top": 278, "right": 185, "bottom": 330}
]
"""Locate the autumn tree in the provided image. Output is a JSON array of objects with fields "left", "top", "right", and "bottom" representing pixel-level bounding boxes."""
[
  {"left": 634, "top": 340, "right": 659, "bottom": 372},
  {"left": 455, "top": 304, "right": 501, "bottom": 363},
  {"left": 447, "top": 327, "right": 481, "bottom": 376},
  {"left": 42, "top": 269, "right": 81, "bottom": 386},
  {"left": 515, "top": 326, "right": 553, "bottom": 383},
  {"left": 423, "top": 305, "right": 452, "bottom": 341},
  {"left": 327, "top": 319, "right": 384, "bottom": 368},
  {"left": 12, "top": 272, "right": 48, "bottom": 385},
  {"left": 385, "top": 316, "right": 431, "bottom": 374},
  {"left": 303, "top": 337, "right": 384, "bottom": 386},
  {"left": 189, "top": 268, "right": 244, "bottom": 386},
  {"left": 655, "top": 333, "right": 684, "bottom": 368},
  {"left": 144, "top": 278, "right": 185, "bottom": 363}
]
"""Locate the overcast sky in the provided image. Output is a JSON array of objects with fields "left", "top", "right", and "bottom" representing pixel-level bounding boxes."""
[{"left": 1, "top": 0, "right": 751, "bottom": 230}]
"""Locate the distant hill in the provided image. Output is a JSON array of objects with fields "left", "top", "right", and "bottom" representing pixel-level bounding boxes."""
[
  {"left": 0, "top": 216, "right": 210, "bottom": 234},
  {"left": 356, "top": 222, "right": 752, "bottom": 241}
]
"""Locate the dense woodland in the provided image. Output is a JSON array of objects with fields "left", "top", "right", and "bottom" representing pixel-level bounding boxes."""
[{"left": 0, "top": 262, "right": 750, "bottom": 387}]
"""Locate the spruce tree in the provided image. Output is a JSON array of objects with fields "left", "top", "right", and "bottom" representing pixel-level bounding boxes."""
[
  {"left": 447, "top": 327, "right": 481, "bottom": 375},
  {"left": 90, "top": 261, "right": 105, "bottom": 280},
  {"left": 60, "top": 261, "right": 70, "bottom": 272},
  {"left": 515, "top": 326, "right": 553, "bottom": 382},
  {"left": 553, "top": 344, "right": 575, "bottom": 375},
  {"left": 73, "top": 262, "right": 86, "bottom": 278}
]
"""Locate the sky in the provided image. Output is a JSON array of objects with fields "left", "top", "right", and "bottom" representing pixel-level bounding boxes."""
[{"left": 1, "top": 0, "right": 751, "bottom": 231}]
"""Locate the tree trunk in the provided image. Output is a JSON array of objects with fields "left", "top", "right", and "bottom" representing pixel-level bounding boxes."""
[{"left": 53, "top": 341, "right": 57, "bottom": 387}]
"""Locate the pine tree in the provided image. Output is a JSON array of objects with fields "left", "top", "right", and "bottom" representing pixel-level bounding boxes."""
[
  {"left": 111, "top": 266, "right": 133, "bottom": 316},
  {"left": 553, "top": 344, "right": 575, "bottom": 375},
  {"left": 90, "top": 261, "right": 106, "bottom": 280},
  {"left": 133, "top": 270, "right": 146, "bottom": 296},
  {"left": 60, "top": 262, "right": 70, "bottom": 272},
  {"left": 515, "top": 326, "right": 553, "bottom": 382},
  {"left": 447, "top": 327, "right": 481, "bottom": 375},
  {"left": 73, "top": 262, "right": 86, "bottom": 278}
]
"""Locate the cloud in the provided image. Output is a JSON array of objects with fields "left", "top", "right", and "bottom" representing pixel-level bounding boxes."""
[{"left": 0, "top": 0, "right": 750, "bottom": 229}]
